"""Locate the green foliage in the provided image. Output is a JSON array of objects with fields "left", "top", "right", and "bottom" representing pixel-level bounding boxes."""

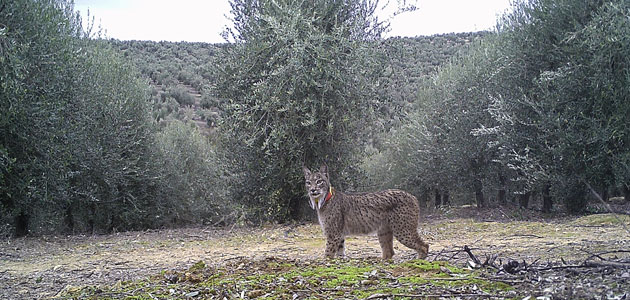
[
  {"left": 168, "top": 85, "right": 195, "bottom": 106},
  {"left": 376, "top": 33, "right": 488, "bottom": 133},
  {"left": 153, "top": 121, "right": 231, "bottom": 225},
  {"left": 213, "top": 0, "right": 390, "bottom": 221},
  {"left": 373, "top": 0, "right": 630, "bottom": 213},
  {"left": 0, "top": 0, "right": 234, "bottom": 235},
  {"left": 63, "top": 42, "right": 159, "bottom": 233},
  {"left": 370, "top": 36, "right": 505, "bottom": 207},
  {"left": 487, "top": 0, "right": 630, "bottom": 212},
  {"left": 111, "top": 40, "right": 224, "bottom": 128},
  {"left": 8, "top": 0, "right": 624, "bottom": 235},
  {"left": 0, "top": 0, "right": 478, "bottom": 234},
  {"left": 0, "top": 0, "right": 165, "bottom": 234},
  {"left": 109, "top": 34, "right": 481, "bottom": 138}
]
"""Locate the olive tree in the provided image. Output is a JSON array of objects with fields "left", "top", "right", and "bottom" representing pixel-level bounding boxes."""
[
  {"left": 486, "top": 0, "right": 630, "bottom": 212},
  {"left": 0, "top": 0, "right": 159, "bottom": 235},
  {"left": 213, "top": 0, "right": 407, "bottom": 221}
]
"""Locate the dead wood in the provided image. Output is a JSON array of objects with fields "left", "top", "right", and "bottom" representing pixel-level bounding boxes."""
[
  {"left": 366, "top": 292, "right": 504, "bottom": 299},
  {"left": 584, "top": 181, "right": 630, "bottom": 234},
  {"left": 580, "top": 249, "right": 630, "bottom": 262},
  {"left": 462, "top": 245, "right": 630, "bottom": 276},
  {"left": 463, "top": 245, "right": 481, "bottom": 266},
  {"left": 463, "top": 245, "right": 501, "bottom": 270}
]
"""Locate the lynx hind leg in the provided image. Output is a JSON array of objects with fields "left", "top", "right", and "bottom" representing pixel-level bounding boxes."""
[
  {"left": 393, "top": 224, "right": 429, "bottom": 259},
  {"left": 336, "top": 239, "right": 346, "bottom": 257},
  {"left": 325, "top": 235, "right": 346, "bottom": 258},
  {"left": 389, "top": 209, "right": 429, "bottom": 259},
  {"left": 378, "top": 226, "right": 395, "bottom": 260}
]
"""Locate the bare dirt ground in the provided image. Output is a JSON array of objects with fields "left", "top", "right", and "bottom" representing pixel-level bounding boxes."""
[{"left": 1, "top": 206, "right": 629, "bottom": 299}]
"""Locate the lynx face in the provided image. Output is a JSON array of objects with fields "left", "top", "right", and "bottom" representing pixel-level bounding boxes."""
[{"left": 303, "top": 165, "right": 331, "bottom": 210}]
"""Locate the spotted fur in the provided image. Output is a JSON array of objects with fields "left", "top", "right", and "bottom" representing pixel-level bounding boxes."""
[{"left": 303, "top": 165, "right": 429, "bottom": 259}]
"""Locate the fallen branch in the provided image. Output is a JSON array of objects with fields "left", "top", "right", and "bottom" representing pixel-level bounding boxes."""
[
  {"left": 580, "top": 249, "right": 630, "bottom": 263},
  {"left": 463, "top": 245, "right": 501, "bottom": 270},
  {"left": 583, "top": 261, "right": 630, "bottom": 268},
  {"left": 535, "top": 260, "right": 630, "bottom": 271},
  {"left": 479, "top": 275, "right": 526, "bottom": 285},
  {"left": 431, "top": 247, "right": 448, "bottom": 261},
  {"left": 509, "top": 234, "right": 543, "bottom": 238},
  {"left": 432, "top": 246, "right": 480, "bottom": 262},
  {"left": 446, "top": 248, "right": 463, "bottom": 261},
  {"left": 584, "top": 181, "right": 630, "bottom": 234},
  {"left": 463, "top": 245, "right": 481, "bottom": 266},
  {"left": 366, "top": 293, "right": 504, "bottom": 299}
]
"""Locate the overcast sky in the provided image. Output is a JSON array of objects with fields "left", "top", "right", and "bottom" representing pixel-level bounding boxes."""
[{"left": 73, "top": 0, "right": 512, "bottom": 43}]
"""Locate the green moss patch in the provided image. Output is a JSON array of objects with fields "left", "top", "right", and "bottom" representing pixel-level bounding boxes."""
[
  {"left": 572, "top": 213, "right": 630, "bottom": 226},
  {"left": 59, "top": 257, "right": 515, "bottom": 299}
]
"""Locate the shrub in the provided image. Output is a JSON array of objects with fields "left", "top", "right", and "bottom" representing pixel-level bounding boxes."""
[
  {"left": 154, "top": 120, "right": 234, "bottom": 225},
  {"left": 169, "top": 85, "right": 195, "bottom": 106}
]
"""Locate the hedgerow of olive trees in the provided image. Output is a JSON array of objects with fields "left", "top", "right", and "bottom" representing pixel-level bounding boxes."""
[
  {"left": 0, "top": 0, "right": 166, "bottom": 235},
  {"left": 212, "top": 0, "right": 396, "bottom": 221},
  {"left": 486, "top": 0, "right": 630, "bottom": 212},
  {"left": 1, "top": 0, "right": 232, "bottom": 236},
  {"left": 369, "top": 36, "right": 506, "bottom": 208},
  {"left": 375, "top": 0, "right": 630, "bottom": 213}
]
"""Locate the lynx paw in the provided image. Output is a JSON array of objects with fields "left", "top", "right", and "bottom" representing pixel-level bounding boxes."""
[{"left": 418, "top": 244, "right": 429, "bottom": 259}]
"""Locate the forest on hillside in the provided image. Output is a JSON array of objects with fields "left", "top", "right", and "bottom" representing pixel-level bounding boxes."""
[
  {"left": 107, "top": 32, "right": 484, "bottom": 135},
  {"left": 1, "top": 0, "right": 629, "bottom": 237}
]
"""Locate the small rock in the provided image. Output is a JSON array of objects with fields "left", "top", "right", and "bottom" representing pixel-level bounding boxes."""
[
  {"left": 164, "top": 272, "right": 179, "bottom": 283},
  {"left": 247, "top": 290, "right": 265, "bottom": 298},
  {"left": 621, "top": 272, "right": 630, "bottom": 278},
  {"left": 361, "top": 279, "right": 378, "bottom": 286},
  {"left": 185, "top": 291, "right": 199, "bottom": 297}
]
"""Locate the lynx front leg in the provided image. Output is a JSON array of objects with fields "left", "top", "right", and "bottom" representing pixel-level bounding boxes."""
[
  {"left": 378, "top": 226, "right": 395, "bottom": 260},
  {"left": 325, "top": 235, "right": 345, "bottom": 258},
  {"left": 336, "top": 239, "right": 346, "bottom": 257}
]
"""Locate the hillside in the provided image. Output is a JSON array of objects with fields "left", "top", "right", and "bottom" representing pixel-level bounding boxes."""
[{"left": 109, "top": 32, "right": 487, "bottom": 134}]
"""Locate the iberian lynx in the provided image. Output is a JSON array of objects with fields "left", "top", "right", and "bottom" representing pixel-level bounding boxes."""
[{"left": 303, "top": 165, "right": 429, "bottom": 259}]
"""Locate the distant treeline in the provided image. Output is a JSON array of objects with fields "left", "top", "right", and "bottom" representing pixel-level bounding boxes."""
[
  {"left": 106, "top": 32, "right": 485, "bottom": 133},
  {"left": 1, "top": 0, "right": 628, "bottom": 237}
]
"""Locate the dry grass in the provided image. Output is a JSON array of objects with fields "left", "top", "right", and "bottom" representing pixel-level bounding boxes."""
[{"left": 1, "top": 208, "right": 628, "bottom": 298}]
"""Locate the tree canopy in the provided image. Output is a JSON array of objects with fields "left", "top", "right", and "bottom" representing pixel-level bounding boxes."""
[
  {"left": 372, "top": 0, "right": 630, "bottom": 212},
  {"left": 212, "top": 0, "right": 397, "bottom": 220}
]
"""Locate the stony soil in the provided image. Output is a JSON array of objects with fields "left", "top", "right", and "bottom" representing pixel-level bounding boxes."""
[{"left": 1, "top": 207, "right": 629, "bottom": 299}]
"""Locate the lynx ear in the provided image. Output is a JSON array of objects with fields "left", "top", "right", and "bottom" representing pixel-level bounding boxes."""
[
  {"left": 319, "top": 164, "right": 327, "bottom": 175},
  {"left": 303, "top": 166, "right": 311, "bottom": 177}
]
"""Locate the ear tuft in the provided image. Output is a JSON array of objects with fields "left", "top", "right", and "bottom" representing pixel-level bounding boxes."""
[
  {"left": 303, "top": 166, "right": 311, "bottom": 177},
  {"left": 320, "top": 164, "right": 327, "bottom": 175}
]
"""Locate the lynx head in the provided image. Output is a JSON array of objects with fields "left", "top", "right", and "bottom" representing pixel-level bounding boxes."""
[{"left": 303, "top": 165, "right": 332, "bottom": 210}]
